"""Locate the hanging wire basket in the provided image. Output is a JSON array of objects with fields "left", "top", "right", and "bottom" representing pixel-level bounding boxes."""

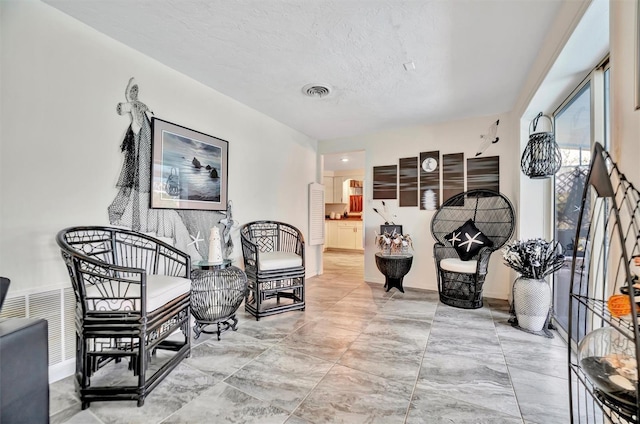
[{"left": 521, "top": 112, "right": 562, "bottom": 179}]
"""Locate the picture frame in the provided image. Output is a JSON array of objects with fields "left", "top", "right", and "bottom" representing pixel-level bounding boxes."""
[{"left": 151, "top": 118, "right": 228, "bottom": 211}]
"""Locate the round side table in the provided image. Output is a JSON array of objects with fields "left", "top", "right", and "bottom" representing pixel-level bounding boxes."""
[
  {"left": 374, "top": 252, "right": 413, "bottom": 293},
  {"left": 191, "top": 260, "right": 248, "bottom": 340}
]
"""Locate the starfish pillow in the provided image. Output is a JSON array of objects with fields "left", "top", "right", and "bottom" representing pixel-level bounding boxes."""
[{"left": 444, "top": 219, "right": 494, "bottom": 261}]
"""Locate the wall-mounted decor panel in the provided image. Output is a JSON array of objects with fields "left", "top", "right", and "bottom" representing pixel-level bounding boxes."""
[
  {"left": 419, "top": 151, "right": 440, "bottom": 210},
  {"left": 467, "top": 156, "right": 500, "bottom": 193},
  {"left": 442, "top": 153, "right": 464, "bottom": 204},
  {"left": 373, "top": 165, "right": 397, "bottom": 199},
  {"left": 399, "top": 157, "right": 418, "bottom": 207}
]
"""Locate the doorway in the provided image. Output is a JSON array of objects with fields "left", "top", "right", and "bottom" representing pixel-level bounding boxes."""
[{"left": 322, "top": 150, "right": 366, "bottom": 274}]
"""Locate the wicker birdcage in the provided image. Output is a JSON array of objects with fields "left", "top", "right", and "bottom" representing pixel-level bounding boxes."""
[{"left": 521, "top": 112, "right": 562, "bottom": 179}]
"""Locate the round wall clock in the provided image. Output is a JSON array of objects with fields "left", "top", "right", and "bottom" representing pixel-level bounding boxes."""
[{"left": 422, "top": 157, "right": 438, "bottom": 173}]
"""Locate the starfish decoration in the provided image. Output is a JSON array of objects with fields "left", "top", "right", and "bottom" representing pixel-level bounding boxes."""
[
  {"left": 458, "top": 231, "right": 485, "bottom": 252},
  {"left": 187, "top": 231, "right": 204, "bottom": 252},
  {"left": 447, "top": 231, "right": 462, "bottom": 246}
]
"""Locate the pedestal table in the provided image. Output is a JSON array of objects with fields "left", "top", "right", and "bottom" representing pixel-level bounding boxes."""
[{"left": 374, "top": 252, "right": 413, "bottom": 293}]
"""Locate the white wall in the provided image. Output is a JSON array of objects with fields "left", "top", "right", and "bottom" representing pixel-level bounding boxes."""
[
  {"left": 512, "top": 0, "right": 593, "bottom": 242},
  {"left": 610, "top": 0, "right": 640, "bottom": 187},
  {"left": 0, "top": 0, "right": 319, "bottom": 293},
  {"left": 319, "top": 113, "right": 518, "bottom": 299}
]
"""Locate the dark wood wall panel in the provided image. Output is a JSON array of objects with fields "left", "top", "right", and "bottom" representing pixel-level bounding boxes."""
[
  {"left": 442, "top": 153, "right": 464, "bottom": 204},
  {"left": 373, "top": 165, "right": 397, "bottom": 199},
  {"left": 399, "top": 157, "right": 418, "bottom": 207},
  {"left": 419, "top": 151, "right": 440, "bottom": 210},
  {"left": 467, "top": 156, "right": 500, "bottom": 193}
]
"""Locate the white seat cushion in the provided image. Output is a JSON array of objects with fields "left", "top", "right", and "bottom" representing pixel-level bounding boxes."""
[
  {"left": 85, "top": 275, "right": 191, "bottom": 312},
  {"left": 258, "top": 251, "right": 303, "bottom": 271},
  {"left": 146, "top": 275, "right": 191, "bottom": 311},
  {"left": 440, "top": 258, "right": 478, "bottom": 274}
]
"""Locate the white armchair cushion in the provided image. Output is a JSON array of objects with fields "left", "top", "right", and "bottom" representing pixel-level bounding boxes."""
[
  {"left": 258, "top": 251, "right": 303, "bottom": 271},
  {"left": 440, "top": 258, "right": 478, "bottom": 274},
  {"left": 145, "top": 275, "right": 191, "bottom": 311},
  {"left": 85, "top": 275, "right": 191, "bottom": 312}
]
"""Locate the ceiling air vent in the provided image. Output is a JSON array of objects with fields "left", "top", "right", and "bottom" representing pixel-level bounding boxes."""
[{"left": 302, "top": 84, "right": 332, "bottom": 98}]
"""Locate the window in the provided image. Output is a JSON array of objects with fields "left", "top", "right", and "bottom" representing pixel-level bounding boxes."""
[{"left": 552, "top": 59, "right": 610, "bottom": 334}]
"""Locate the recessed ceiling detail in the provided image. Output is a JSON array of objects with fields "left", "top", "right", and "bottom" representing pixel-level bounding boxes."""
[{"left": 302, "top": 84, "right": 332, "bottom": 98}]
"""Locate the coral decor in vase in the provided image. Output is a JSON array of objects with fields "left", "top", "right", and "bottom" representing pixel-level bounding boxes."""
[
  {"left": 502, "top": 238, "right": 565, "bottom": 332},
  {"left": 375, "top": 230, "right": 413, "bottom": 255}
]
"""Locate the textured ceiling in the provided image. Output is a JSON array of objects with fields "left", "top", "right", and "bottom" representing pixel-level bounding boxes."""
[
  {"left": 323, "top": 150, "right": 366, "bottom": 172},
  {"left": 44, "top": 0, "right": 564, "bottom": 141}
]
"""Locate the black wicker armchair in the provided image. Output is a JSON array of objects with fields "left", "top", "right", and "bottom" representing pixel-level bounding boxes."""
[
  {"left": 57, "top": 226, "right": 191, "bottom": 408},
  {"left": 240, "top": 221, "right": 305, "bottom": 320},
  {"left": 431, "top": 190, "right": 515, "bottom": 309}
]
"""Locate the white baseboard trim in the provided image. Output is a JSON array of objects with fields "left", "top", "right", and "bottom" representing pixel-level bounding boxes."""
[
  {"left": 364, "top": 275, "right": 385, "bottom": 286},
  {"left": 483, "top": 290, "right": 508, "bottom": 301},
  {"left": 50, "top": 358, "right": 75, "bottom": 383}
]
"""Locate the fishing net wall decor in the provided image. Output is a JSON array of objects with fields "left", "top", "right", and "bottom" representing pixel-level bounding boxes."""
[{"left": 108, "top": 78, "right": 230, "bottom": 261}]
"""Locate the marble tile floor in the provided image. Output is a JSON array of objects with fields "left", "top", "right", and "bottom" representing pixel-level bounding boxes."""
[{"left": 50, "top": 250, "right": 570, "bottom": 424}]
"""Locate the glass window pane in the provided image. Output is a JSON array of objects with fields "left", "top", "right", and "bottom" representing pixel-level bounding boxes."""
[
  {"left": 555, "top": 83, "right": 592, "bottom": 168},
  {"left": 553, "top": 82, "right": 592, "bottom": 333}
]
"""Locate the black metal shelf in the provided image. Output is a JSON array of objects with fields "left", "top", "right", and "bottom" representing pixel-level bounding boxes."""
[
  {"left": 567, "top": 143, "right": 640, "bottom": 424},
  {"left": 570, "top": 294, "right": 636, "bottom": 340}
]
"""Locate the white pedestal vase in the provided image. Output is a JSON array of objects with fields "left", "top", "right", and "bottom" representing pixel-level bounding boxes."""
[{"left": 513, "top": 276, "right": 551, "bottom": 332}]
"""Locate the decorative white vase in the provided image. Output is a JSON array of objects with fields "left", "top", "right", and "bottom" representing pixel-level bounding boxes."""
[{"left": 513, "top": 276, "right": 551, "bottom": 332}]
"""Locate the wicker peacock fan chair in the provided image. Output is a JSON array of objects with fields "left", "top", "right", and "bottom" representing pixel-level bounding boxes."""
[{"left": 431, "top": 189, "right": 516, "bottom": 309}]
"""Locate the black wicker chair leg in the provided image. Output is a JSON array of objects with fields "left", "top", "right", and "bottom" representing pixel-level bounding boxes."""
[{"left": 137, "top": 343, "right": 145, "bottom": 393}]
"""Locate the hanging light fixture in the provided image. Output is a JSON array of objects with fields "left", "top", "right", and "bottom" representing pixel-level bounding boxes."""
[{"left": 521, "top": 112, "right": 562, "bottom": 179}]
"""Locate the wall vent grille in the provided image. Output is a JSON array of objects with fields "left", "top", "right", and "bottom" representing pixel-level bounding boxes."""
[
  {"left": 1, "top": 287, "right": 75, "bottom": 367},
  {"left": 64, "top": 288, "right": 75, "bottom": 360},
  {"left": 1, "top": 296, "right": 26, "bottom": 318}
]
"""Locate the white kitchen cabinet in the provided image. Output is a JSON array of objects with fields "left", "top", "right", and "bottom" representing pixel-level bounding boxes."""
[
  {"left": 325, "top": 220, "right": 363, "bottom": 250},
  {"left": 323, "top": 177, "right": 334, "bottom": 204},
  {"left": 332, "top": 177, "right": 345, "bottom": 203},
  {"left": 325, "top": 175, "right": 364, "bottom": 204},
  {"left": 325, "top": 221, "right": 338, "bottom": 247},
  {"left": 354, "top": 223, "right": 364, "bottom": 249},
  {"left": 336, "top": 224, "right": 354, "bottom": 248},
  {"left": 324, "top": 176, "right": 346, "bottom": 203}
]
